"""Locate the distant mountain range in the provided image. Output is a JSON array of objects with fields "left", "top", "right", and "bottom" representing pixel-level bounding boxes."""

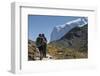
[
  {"left": 48, "top": 24, "right": 88, "bottom": 59},
  {"left": 50, "top": 17, "right": 88, "bottom": 42},
  {"left": 50, "top": 24, "right": 88, "bottom": 50}
]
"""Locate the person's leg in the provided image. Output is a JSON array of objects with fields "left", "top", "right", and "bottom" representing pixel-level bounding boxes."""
[
  {"left": 40, "top": 50, "right": 42, "bottom": 60},
  {"left": 42, "top": 45, "right": 45, "bottom": 57},
  {"left": 41, "top": 46, "right": 44, "bottom": 59},
  {"left": 38, "top": 47, "right": 43, "bottom": 60},
  {"left": 44, "top": 44, "right": 47, "bottom": 58},
  {"left": 43, "top": 45, "right": 47, "bottom": 58}
]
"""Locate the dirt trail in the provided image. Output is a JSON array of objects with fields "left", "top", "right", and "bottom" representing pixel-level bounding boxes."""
[{"left": 35, "top": 54, "right": 54, "bottom": 60}]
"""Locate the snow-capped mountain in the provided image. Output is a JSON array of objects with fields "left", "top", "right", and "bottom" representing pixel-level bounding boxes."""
[{"left": 50, "top": 17, "right": 88, "bottom": 42}]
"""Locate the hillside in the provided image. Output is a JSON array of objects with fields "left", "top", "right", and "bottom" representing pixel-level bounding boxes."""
[
  {"left": 48, "top": 24, "right": 88, "bottom": 59},
  {"left": 28, "top": 40, "right": 40, "bottom": 60}
]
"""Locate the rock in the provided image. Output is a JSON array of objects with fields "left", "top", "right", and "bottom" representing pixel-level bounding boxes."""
[{"left": 28, "top": 40, "right": 40, "bottom": 60}]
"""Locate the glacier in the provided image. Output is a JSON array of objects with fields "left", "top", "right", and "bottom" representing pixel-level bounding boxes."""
[{"left": 50, "top": 17, "right": 88, "bottom": 42}]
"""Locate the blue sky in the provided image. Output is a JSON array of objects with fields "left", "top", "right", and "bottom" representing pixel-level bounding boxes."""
[{"left": 28, "top": 15, "right": 83, "bottom": 42}]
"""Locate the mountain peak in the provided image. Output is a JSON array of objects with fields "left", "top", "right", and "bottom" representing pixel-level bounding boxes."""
[{"left": 50, "top": 17, "right": 88, "bottom": 42}]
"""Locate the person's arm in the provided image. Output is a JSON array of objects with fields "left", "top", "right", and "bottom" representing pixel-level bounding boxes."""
[{"left": 45, "top": 37, "right": 47, "bottom": 43}]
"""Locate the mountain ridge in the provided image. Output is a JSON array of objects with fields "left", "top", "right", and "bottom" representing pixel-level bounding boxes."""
[
  {"left": 50, "top": 17, "right": 88, "bottom": 42},
  {"left": 48, "top": 24, "right": 88, "bottom": 59}
]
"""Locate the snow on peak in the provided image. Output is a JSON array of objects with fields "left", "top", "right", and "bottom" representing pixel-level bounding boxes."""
[{"left": 50, "top": 17, "right": 88, "bottom": 42}]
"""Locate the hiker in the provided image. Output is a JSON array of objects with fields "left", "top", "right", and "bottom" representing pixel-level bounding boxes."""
[
  {"left": 41, "top": 34, "right": 47, "bottom": 58},
  {"left": 36, "top": 34, "right": 44, "bottom": 60}
]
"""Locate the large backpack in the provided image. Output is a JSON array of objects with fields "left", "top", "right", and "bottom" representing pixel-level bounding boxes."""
[{"left": 36, "top": 37, "right": 43, "bottom": 47}]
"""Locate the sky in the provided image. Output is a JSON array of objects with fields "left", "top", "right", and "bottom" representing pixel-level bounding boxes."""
[{"left": 28, "top": 15, "right": 83, "bottom": 42}]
